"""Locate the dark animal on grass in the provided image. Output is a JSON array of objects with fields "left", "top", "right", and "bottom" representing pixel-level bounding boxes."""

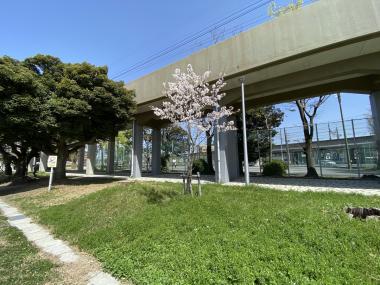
[{"left": 345, "top": 207, "right": 380, "bottom": 219}]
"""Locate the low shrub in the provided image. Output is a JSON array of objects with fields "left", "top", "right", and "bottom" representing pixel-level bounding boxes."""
[
  {"left": 192, "top": 159, "right": 213, "bottom": 175},
  {"left": 161, "top": 155, "right": 169, "bottom": 172},
  {"left": 263, "top": 160, "right": 287, "bottom": 177}
]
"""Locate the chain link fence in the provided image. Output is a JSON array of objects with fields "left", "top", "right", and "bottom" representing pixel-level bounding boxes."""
[{"left": 249, "top": 118, "right": 379, "bottom": 178}]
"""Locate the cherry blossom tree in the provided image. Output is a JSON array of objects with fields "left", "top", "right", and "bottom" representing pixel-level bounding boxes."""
[{"left": 152, "top": 64, "right": 236, "bottom": 195}]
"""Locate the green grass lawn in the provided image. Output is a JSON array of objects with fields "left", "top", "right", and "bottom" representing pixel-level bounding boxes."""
[
  {"left": 9, "top": 182, "right": 380, "bottom": 284},
  {"left": 0, "top": 215, "right": 55, "bottom": 285}
]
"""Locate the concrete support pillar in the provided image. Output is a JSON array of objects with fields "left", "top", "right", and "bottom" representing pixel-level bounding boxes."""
[
  {"left": 107, "top": 137, "right": 115, "bottom": 174},
  {"left": 39, "top": 152, "right": 48, "bottom": 172},
  {"left": 370, "top": 92, "right": 380, "bottom": 167},
  {"left": 214, "top": 117, "right": 240, "bottom": 183},
  {"left": 28, "top": 157, "right": 36, "bottom": 172},
  {"left": 77, "top": 147, "right": 85, "bottom": 172},
  {"left": 86, "top": 144, "right": 97, "bottom": 175},
  {"left": 151, "top": 128, "right": 161, "bottom": 176},
  {"left": 131, "top": 121, "right": 143, "bottom": 178}
]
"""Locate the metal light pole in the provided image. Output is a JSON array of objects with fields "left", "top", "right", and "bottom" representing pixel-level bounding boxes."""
[
  {"left": 240, "top": 77, "right": 250, "bottom": 185},
  {"left": 215, "top": 123, "right": 221, "bottom": 183},
  {"left": 130, "top": 120, "right": 135, "bottom": 178},
  {"left": 337, "top": 93, "right": 351, "bottom": 169}
]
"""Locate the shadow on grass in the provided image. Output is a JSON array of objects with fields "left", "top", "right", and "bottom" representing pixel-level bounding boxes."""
[
  {"left": 142, "top": 187, "right": 179, "bottom": 204},
  {"left": 0, "top": 176, "right": 124, "bottom": 197}
]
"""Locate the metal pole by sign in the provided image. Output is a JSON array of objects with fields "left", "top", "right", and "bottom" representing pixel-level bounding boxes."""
[
  {"left": 48, "top": 168, "right": 54, "bottom": 192},
  {"left": 47, "top": 155, "right": 57, "bottom": 192},
  {"left": 337, "top": 93, "right": 351, "bottom": 169},
  {"left": 240, "top": 77, "right": 250, "bottom": 185}
]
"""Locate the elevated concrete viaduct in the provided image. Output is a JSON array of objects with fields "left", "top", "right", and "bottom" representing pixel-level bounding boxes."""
[{"left": 123, "top": 0, "right": 380, "bottom": 182}]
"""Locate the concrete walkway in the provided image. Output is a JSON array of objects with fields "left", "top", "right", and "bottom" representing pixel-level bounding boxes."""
[
  {"left": 67, "top": 172, "right": 380, "bottom": 196},
  {"left": 0, "top": 199, "right": 120, "bottom": 285},
  {"left": 127, "top": 176, "right": 380, "bottom": 196},
  {"left": 234, "top": 177, "right": 380, "bottom": 196}
]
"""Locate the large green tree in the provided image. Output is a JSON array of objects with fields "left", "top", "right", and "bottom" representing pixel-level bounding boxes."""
[
  {"left": 237, "top": 105, "right": 284, "bottom": 172},
  {"left": 25, "top": 55, "right": 136, "bottom": 179},
  {"left": 161, "top": 125, "right": 187, "bottom": 157},
  {"left": 0, "top": 56, "right": 51, "bottom": 176}
]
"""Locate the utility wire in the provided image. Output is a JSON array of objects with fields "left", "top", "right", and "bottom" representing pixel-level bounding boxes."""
[
  {"left": 112, "top": 0, "right": 272, "bottom": 80},
  {"left": 112, "top": 0, "right": 317, "bottom": 80}
]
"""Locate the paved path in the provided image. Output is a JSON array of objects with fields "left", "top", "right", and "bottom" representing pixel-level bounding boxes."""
[
  {"left": 67, "top": 172, "right": 380, "bottom": 197},
  {"left": 229, "top": 177, "right": 380, "bottom": 196},
  {"left": 126, "top": 176, "right": 380, "bottom": 196},
  {"left": 0, "top": 199, "right": 120, "bottom": 285}
]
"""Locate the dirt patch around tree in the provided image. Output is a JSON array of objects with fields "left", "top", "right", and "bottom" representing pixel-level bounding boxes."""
[{"left": 1, "top": 176, "right": 124, "bottom": 210}]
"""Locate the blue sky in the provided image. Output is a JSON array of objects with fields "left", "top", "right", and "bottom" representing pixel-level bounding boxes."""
[{"left": 0, "top": 0, "right": 371, "bottom": 128}]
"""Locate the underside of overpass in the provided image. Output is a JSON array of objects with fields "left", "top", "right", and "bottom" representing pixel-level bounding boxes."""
[{"left": 123, "top": 0, "right": 380, "bottom": 182}]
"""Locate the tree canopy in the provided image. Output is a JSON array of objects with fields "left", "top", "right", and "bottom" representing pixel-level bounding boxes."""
[
  {"left": 0, "top": 54, "right": 136, "bottom": 178},
  {"left": 0, "top": 56, "right": 51, "bottom": 176},
  {"left": 153, "top": 64, "right": 236, "bottom": 194},
  {"left": 237, "top": 105, "right": 284, "bottom": 169}
]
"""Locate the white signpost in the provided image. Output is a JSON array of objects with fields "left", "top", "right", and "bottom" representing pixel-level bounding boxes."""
[{"left": 47, "top": 155, "right": 58, "bottom": 192}]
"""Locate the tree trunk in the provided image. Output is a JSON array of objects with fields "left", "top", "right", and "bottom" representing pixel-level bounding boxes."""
[
  {"left": 377, "top": 140, "right": 380, "bottom": 170},
  {"left": 4, "top": 158, "right": 12, "bottom": 176},
  {"left": 14, "top": 148, "right": 29, "bottom": 177},
  {"left": 14, "top": 159, "right": 27, "bottom": 177},
  {"left": 185, "top": 135, "right": 193, "bottom": 195},
  {"left": 304, "top": 138, "right": 318, "bottom": 177},
  {"left": 55, "top": 143, "right": 69, "bottom": 179},
  {"left": 186, "top": 173, "right": 193, "bottom": 195},
  {"left": 206, "top": 130, "right": 214, "bottom": 173}
]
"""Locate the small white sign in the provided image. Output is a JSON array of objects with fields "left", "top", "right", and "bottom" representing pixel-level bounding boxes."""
[{"left": 47, "top": 156, "right": 58, "bottom": 168}]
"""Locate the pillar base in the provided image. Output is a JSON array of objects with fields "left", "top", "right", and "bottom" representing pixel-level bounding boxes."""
[
  {"left": 86, "top": 144, "right": 97, "bottom": 175},
  {"left": 214, "top": 117, "right": 240, "bottom": 183},
  {"left": 152, "top": 128, "right": 161, "bottom": 176}
]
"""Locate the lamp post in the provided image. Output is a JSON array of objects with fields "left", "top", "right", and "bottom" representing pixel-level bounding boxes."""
[
  {"left": 240, "top": 77, "right": 250, "bottom": 185},
  {"left": 337, "top": 93, "right": 351, "bottom": 169},
  {"left": 130, "top": 120, "right": 135, "bottom": 178}
]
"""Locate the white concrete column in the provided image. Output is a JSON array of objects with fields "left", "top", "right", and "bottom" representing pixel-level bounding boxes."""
[
  {"left": 86, "top": 144, "right": 97, "bottom": 175},
  {"left": 214, "top": 116, "right": 240, "bottom": 183},
  {"left": 151, "top": 128, "right": 161, "bottom": 176},
  {"left": 39, "top": 152, "right": 48, "bottom": 172},
  {"left": 131, "top": 121, "right": 143, "bottom": 178},
  {"left": 77, "top": 147, "right": 85, "bottom": 172},
  {"left": 28, "top": 157, "right": 35, "bottom": 172},
  {"left": 106, "top": 137, "right": 115, "bottom": 174},
  {"left": 370, "top": 92, "right": 380, "bottom": 166}
]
